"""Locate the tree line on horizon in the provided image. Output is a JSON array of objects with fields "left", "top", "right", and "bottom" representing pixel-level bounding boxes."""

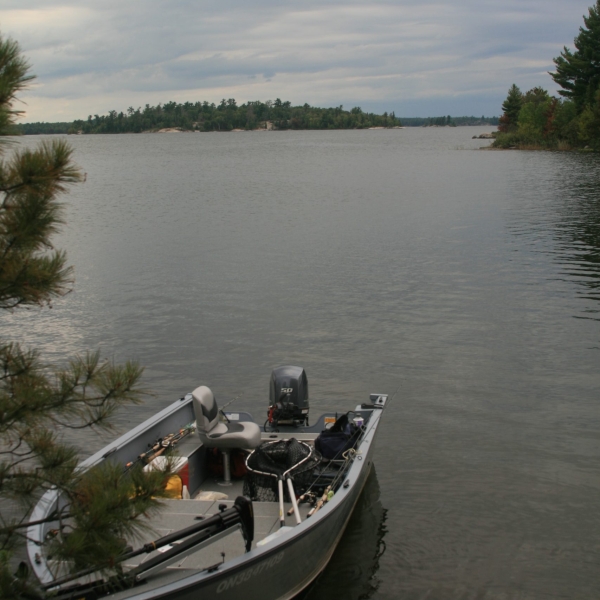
[
  {"left": 494, "top": 0, "right": 600, "bottom": 150},
  {"left": 15, "top": 104, "right": 500, "bottom": 135},
  {"left": 16, "top": 99, "right": 403, "bottom": 134},
  {"left": 401, "top": 115, "right": 499, "bottom": 127}
]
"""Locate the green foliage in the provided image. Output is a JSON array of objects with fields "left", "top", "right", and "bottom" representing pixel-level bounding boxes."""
[
  {"left": 493, "top": 2, "right": 600, "bottom": 150},
  {"left": 48, "top": 462, "right": 172, "bottom": 572},
  {"left": 490, "top": 132, "right": 520, "bottom": 149},
  {"left": 551, "top": 0, "right": 600, "bottom": 111},
  {"left": 14, "top": 122, "right": 72, "bottom": 135},
  {"left": 499, "top": 84, "right": 523, "bottom": 132},
  {"left": 0, "top": 551, "right": 39, "bottom": 599},
  {"left": 554, "top": 100, "right": 578, "bottom": 135},
  {"left": 0, "top": 140, "right": 81, "bottom": 309},
  {"left": 399, "top": 116, "right": 498, "bottom": 126},
  {"left": 522, "top": 87, "right": 550, "bottom": 106},
  {"left": 0, "top": 33, "right": 170, "bottom": 598},
  {"left": 0, "top": 37, "right": 34, "bottom": 139},
  {"left": 16, "top": 111, "right": 505, "bottom": 134},
  {"left": 493, "top": 85, "right": 593, "bottom": 150},
  {"left": 494, "top": 88, "right": 567, "bottom": 148},
  {"left": 417, "top": 115, "right": 456, "bottom": 127},
  {"left": 577, "top": 89, "right": 600, "bottom": 148},
  {"left": 517, "top": 89, "right": 552, "bottom": 136},
  {"left": 16, "top": 99, "right": 402, "bottom": 134}
]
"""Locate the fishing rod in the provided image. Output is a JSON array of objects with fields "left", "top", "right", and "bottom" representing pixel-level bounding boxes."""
[
  {"left": 297, "top": 447, "right": 357, "bottom": 518},
  {"left": 287, "top": 446, "right": 355, "bottom": 517},
  {"left": 307, "top": 486, "right": 332, "bottom": 517},
  {"left": 123, "top": 422, "right": 195, "bottom": 472},
  {"left": 292, "top": 404, "right": 386, "bottom": 515},
  {"left": 306, "top": 448, "right": 360, "bottom": 517},
  {"left": 218, "top": 393, "right": 242, "bottom": 423}
]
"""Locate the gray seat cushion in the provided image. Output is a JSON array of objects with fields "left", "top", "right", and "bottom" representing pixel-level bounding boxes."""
[{"left": 192, "top": 386, "right": 261, "bottom": 449}]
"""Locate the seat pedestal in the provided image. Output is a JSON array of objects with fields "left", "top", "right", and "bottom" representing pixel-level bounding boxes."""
[{"left": 218, "top": 449, "right": 232, "bottom": 486}]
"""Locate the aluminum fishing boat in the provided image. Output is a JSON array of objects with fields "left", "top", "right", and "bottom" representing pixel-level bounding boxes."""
[{"left": 27, "top": 366, "right": 388, "bottom": 600}]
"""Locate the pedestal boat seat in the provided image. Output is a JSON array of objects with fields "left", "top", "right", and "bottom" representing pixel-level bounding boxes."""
[{"left": 192, "top": 385, "right": 261, "bottom": 484}]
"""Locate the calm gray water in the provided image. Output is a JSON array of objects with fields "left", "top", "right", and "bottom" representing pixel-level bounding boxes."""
[{"left": 4, "top": 129, "right": 600, "bottom": 599}]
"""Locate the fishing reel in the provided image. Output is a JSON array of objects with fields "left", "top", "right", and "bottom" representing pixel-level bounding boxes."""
[{"left": 265, "top": 366, "right": 309, "bottom": 429}]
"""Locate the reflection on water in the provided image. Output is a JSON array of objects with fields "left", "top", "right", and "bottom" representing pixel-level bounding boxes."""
[
  {"left": 299, "top": 467, "right": 387, "bottom": 600},
  {"left": 553, "top": 155, "right": 600, "bottom": 320},
  {"left": 508, "top": 153, "right": 600, "bottom": 324}
]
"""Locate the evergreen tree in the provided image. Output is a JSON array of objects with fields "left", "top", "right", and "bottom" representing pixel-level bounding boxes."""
[
  {"left": 0, "top": 35, "right": 172, "bottom": 598},
  {"left": 498, "top": 84, "right": 523, "bottom": 132},
  {"left": 551, "top": 0, "right": 600, "bottom": 111}
]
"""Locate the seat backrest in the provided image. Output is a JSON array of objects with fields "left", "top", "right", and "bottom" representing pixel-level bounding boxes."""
[{"left": 192, "top": 386, "right": 219, "bottom": 434}]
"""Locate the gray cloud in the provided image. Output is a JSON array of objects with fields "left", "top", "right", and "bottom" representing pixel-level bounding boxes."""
[{"left": 1, "top": 0, "right": 591, "bottom": 120}]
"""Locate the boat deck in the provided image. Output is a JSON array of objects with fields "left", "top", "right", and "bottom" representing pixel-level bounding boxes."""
[
  {"left": 126, "top": 489, "right": 312, "bottom": 570},
  {"left": 103, "top": 492, "right": 310, "bottom": 599}
]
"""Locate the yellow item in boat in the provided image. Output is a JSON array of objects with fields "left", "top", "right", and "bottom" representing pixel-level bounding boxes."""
[{"left": 165, "top": 474, "right": 183, "bottom": 498}]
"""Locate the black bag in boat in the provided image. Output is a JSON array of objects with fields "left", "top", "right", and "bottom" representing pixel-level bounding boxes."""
[{"left": 315, "top": 413, "right": 361, "bottom": 460}]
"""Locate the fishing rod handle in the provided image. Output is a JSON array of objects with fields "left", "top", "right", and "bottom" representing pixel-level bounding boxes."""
[{"left": 307, "top": 486, "right": 331, "bottom": 517}]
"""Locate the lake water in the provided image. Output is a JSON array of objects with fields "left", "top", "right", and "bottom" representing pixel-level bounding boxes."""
[{"left": 4, "top": 129, "right": 600, "bottom": 599}]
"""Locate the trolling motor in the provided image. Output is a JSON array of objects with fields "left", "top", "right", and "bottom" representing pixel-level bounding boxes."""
[{"left": 266, "top": 366, "right": 309, "bottom": 429}]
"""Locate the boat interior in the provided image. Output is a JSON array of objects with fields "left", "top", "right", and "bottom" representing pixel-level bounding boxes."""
[
  {"left": 39, "top": 367, "right": 386, "bottom": 598},
  {"left": 98, "top": 401, "right": 378, "bottom": 599},
  {"left": 119, "top": 394, "right": 371, "bottom": 570}
]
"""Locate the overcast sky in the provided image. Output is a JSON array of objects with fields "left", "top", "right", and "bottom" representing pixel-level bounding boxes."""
[{"left": 1, "top": 1, "right": 592, "bottom": 122}]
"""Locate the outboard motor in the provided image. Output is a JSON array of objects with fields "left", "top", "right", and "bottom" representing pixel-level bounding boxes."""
[{"left": 267, "top": 366, "right": 309, "bottom": 428}]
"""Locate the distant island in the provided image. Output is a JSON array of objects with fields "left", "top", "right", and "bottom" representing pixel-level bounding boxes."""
[{"left": 14, "top": 98, "right": 499, "bottom": 135}]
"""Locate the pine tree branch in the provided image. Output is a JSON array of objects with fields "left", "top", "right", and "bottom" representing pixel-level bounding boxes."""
[
  {"left": 0, "top": 510, "right": 71, "bottom": 535},
  {"left": 0, "top": 35, "right": 160, "bottom": 592}
]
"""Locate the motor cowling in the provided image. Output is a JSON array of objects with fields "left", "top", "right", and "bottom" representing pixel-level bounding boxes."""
[{"left": 267, "top": 366, "right": 309, "bottom": 427}]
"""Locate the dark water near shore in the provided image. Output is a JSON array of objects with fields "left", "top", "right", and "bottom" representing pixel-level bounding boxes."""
[{"left": 4, "top": 129, "right": 600, "bottom": 599}]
